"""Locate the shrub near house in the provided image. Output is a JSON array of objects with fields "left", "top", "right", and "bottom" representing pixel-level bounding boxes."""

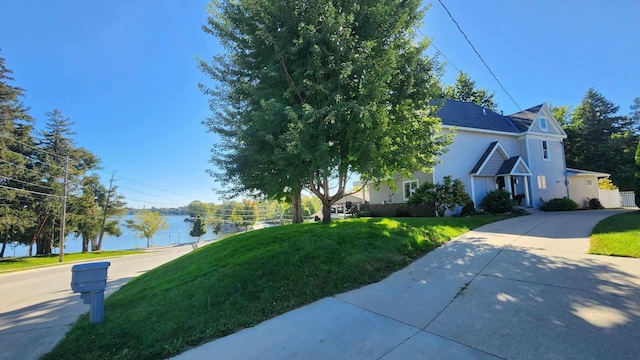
[
  {"left": 540, "top": 198, "right": 579, "bottom": 211},
  {"left": 408, "top": 176, "right": 472, "bottom": 217},
  {"left": 480, "top": 190, "right": 514, "bottom": 214}
]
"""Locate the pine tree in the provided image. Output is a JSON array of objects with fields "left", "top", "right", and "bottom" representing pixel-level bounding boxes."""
[
  {"left": 564, "top": 89, "right": 637, "bottom": 190},
  {"left": 0, "top": 55, "right": 38, "bottom": 257},
  {"left": 189, "top": 215, "right": 206, "bottom": 241},
  {"left": 444, "top": 72, "right": 498, "bottom": 111}
]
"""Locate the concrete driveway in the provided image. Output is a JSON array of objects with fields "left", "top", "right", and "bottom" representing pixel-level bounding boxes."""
[{"left": 176, "top": 210, "right": 640, "bottom": 360}]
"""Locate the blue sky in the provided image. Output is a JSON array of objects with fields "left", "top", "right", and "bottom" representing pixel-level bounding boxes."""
[{"left": 1, "top": 0, "right": 638, "bottom": 208}]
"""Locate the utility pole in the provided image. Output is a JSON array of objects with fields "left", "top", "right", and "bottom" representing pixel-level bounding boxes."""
[
  {"left": 97, "top": 172, "right": 115, "bottom": 250},
  {"left": 58, "top": 156, "right": 69, "bottom": 263}
]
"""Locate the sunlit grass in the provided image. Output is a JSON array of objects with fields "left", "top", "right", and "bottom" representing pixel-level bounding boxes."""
[
  {"left": 589, "top": 211, "right": 640, "bottom": 258},
  {"left": 0, "top": 250, "right": 143, "bottom": 273},
  {"left": 45, "top": 215, "right": 512, "bottom": 360}
]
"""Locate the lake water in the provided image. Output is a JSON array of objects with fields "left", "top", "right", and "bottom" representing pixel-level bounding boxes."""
[{"left": 7, "top": 215, "right": 218, "bottom": 257}]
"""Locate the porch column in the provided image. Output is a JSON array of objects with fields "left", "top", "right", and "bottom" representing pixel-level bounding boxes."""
[
  {"left": 505, "top": 176, "right": 513, "bottom": 195},
  {"left": 523, "top": 176, "right": 531, "bottom": 207},
  {"left": 470, "top": 176, "right": 476, "bottom": 208}
]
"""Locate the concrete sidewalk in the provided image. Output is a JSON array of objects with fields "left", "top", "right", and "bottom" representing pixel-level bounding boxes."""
[{"left": 175, "top": 210, "right": 640, "bottom": 360}]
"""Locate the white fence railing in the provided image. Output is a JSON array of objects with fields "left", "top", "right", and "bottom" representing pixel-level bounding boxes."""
[{"left": 620, "top": 191, "right": 636, "bottom": 207}]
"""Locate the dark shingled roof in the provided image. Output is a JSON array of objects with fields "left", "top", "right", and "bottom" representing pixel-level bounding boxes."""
[
  {"left": 437, "top": 100, "right": 544, "bottom": 134},
  {"left": 438, "top": 100, "right": 520, "bottom": 133},
  {"left": 508, "top": 104, "right": 542, "bottom": 133},
  {"left": 497, "top": 156, "right": 522, "bottom": 175},
  {"left": 470, "top": 141, "right": 499, "bottom": 174}
]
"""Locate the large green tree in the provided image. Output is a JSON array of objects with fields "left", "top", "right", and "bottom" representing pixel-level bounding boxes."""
[
  {"left": 68, "top": 175, "right": 125, "bottom": 252},
  {"left": 30, "top": 109, "right": 100, "bottom": 255},
  {"left": 200, "top": 0, "right": 450, "bottom": 223},
  {"left": 563, "top": 89, "right": 638, "bottom": 190},
  {"left": 0, "top": 56, "right": 37, "bottom": 257},
  {"left": 444, "top": 71, "right": 498, "bottom": 111}
]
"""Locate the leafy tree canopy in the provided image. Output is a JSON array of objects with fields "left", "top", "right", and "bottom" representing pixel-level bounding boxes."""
[{"left": 200, "top": 0, "right": 451, "bottom": 223}]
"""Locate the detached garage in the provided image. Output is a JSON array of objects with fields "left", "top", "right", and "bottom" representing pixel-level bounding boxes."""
[{"left": 566, "top": 168, "right": 620, "bottom": 208}]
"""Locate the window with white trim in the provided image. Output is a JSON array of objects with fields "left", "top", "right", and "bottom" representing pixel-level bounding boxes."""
[
  {"left": 540, "top": 118, "right": 548, "bottom": 132},
  {"left": 403, "top": 180, "right": 418, "bottom": 201},
  {"left": 542, "top": 140, "right": 549, "bottom": 160},
  {"left": 586, "top": 179, "right": 593, "bottom": 186},
  {"left": 537, "top": 175, "right": 547, "bottom": 189}
]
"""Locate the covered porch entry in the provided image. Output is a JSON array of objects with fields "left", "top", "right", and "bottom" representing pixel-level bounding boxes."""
[{"left": 469, "top": 141, "right": 533, "bottom": 208}]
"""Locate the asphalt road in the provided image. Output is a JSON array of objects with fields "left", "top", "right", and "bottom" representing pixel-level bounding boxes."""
[{"left": 0, "top": 244, "right": 196, "bottom": 360}]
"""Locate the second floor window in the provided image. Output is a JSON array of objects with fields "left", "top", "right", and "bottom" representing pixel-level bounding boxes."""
[{"left": 542, "top": 140, "right": 549, "bottom": 160}]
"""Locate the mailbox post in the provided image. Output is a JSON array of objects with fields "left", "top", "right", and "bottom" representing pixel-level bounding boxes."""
[{"left": 71, "top": 261, "right": 110, "bottom": 324}]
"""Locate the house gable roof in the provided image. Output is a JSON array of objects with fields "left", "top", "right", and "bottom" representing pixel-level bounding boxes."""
[
  {"left": 470, "top": 141, "right": 508, "bottom": 175},
  {"left": 438, "top": 101, "right": 566, "bottom": 138},
  {"left": 497, "top": 156, "right": 532, "bottom": 176},
  {"left": 508, "top": 105, "right": 541, "bottom": 133},
  {"left": 438, "top": 100, "right": 520, "bottom": 134}
]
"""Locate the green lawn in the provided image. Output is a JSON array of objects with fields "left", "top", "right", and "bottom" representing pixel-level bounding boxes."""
[
  {"left": 44, "top": 215, "right": 512, "bottom": 360},
  {"left": 589, "top": 211, "right": 640, "bottom": 258},
  {"left": 0, "top": 250, "right": 143, "bottom": 273}
]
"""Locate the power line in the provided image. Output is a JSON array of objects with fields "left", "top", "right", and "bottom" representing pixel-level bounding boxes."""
[
  {"left": 415, "top": 27, "right": 461, "bottom": 72},
  {"left": 0, "top": 158, "right": 55, "bottom": 178},
  {"left": 0, "top": 133, "right": 68, "bottom": 160},
  {"left": 0, "top": 176, "right": 60, "bottom": 192},
  {"left": 0, "top": 146, "right": 65, "bottom": 170},
  {"left": 110, "top": 172, "right": 193, "bottom": 199},
  {"left": 437, "top": 0, "right": 523, "bottom": 112},
  {"left": 118, "top": 185, "right": 189, "bottom": 204},
  {"left": 0, "top": 184, "right": 62, "bottom": 198}
]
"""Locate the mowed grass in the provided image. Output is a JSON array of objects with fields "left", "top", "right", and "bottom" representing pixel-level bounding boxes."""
[
  {"left": 45, "top": 215, "right": 511, "bottom": 360},
  {"left": 589, "top": 211, "right": 640, "bottom": 258},
  {"left": 0, "top": 250, "right": 143, "bottom": 273}
]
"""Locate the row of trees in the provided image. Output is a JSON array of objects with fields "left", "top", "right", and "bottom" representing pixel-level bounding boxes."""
[
  {"left": 0, "top": 56, "right": 127, "bottom": 257},
  {"left": 183, "top": 196, "right": 323, "bottom": 230},
  {"left": 552, "top": 89, "right": 640, "bottom": 191}
]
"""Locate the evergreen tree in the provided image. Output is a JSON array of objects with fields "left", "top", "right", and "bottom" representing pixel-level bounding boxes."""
[
  {"left": 563, "top": 89, "right": 637, "bottom": 190},
  {"left": 0, "top": 56, "right": 37, "bottom": 257},
  {"left": 189, "top": 215, "right": 206, "bottom": 241},
  {"left": 200, "top": 0, "right": 451, "bottom": 223},
  {"left": 31, "top": 109, "right": 99, "bottom": 254},
  {"left": 444, "top": 71, "right": 498, "bottom": 111}
]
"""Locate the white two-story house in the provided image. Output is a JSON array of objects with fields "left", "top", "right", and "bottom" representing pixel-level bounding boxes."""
[{"left": 368, "top": 100, "right": 601, "bottom": 210}]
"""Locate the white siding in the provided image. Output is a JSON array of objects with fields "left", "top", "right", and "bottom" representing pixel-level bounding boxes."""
[
  {"left": 567, "top": 175, "right": 599, "bottom": 208},
  {"left": 527, "top": 136, "right": 568, "bottom": 207},
  {"left": 529, "top": 106, "right": 567, "bottom": 137},
  {"left": 435, "top": 130, "right": 518, "bottom": 183},
  {"left": 434, "top": 130, "right": 521, "bottom": 208},
  {"left": 369, "top": 172, "right": 434, "bottom": 204}
]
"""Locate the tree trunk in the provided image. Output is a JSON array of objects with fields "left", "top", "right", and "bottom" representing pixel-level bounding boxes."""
[
  {"left": 29, "top": 214, "right": 48, "bottom": 257},
  {"left": 90, "top": 237, "right": 98, "bottom": 251},
  {"left": 82, "top": 236, "right": 89, "bottom": 253},
  {"left": 0, "top": 236, "right": 7, "bottom": 258},
  {"left": 146, "top": 237, "right": 151, "bottom": 248},
  {"left": 291, "top": 191, "right": 304, "bottom": 224},
  {"left": 322, "top": 202, "right": 332, "bottom": 224}
]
